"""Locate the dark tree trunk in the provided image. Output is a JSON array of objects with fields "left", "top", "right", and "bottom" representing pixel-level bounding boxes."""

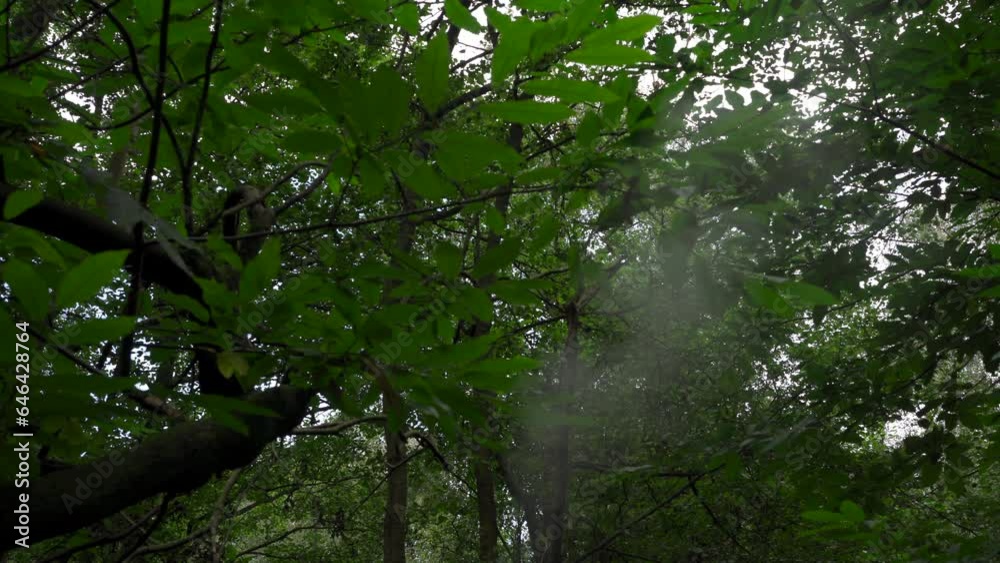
[
  {"left": 470, "top": 121, "right": 523, "bottom": 562},
  {"left": 540, "top": 306, "right": 580, "bottom": 563},
  {"left": 383, "top": 385, "right": 408, "bottom": 563},
  {"left": 475, "top": 455, "right": 501, "bottom": 562},
  {"left": 380, "top": 189, "right": 417, "bottom": 563}
]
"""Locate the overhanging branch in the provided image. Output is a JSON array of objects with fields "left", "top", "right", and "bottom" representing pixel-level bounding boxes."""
[
  {"left": 0, "top": 184, "right": 204, "bottom": 300},
  {"left": 1, "top": 385, "right": 314, "bottom": 547}
]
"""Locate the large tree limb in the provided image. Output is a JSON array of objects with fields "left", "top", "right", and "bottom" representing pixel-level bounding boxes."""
[
  {"left": 0, "top": 184, "right": 203, "bottom": 300},
  {"left": 1, "top": 385, "right": 313, "bottom": 547},
  {"left": 0, "top": 185, "right": 314, "bottom": 550},
  {"left": 1, "top": 184, "right": 243, "bottom": 396}
]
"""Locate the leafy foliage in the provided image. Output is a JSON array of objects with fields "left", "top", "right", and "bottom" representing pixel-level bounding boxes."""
[{"left": 0, "top": 0, "right": 998, "bottom": 561}]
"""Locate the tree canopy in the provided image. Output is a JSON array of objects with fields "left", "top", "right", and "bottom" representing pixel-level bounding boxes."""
[{"left": 1, "top": 0, "right": 998, "bottom": 561}]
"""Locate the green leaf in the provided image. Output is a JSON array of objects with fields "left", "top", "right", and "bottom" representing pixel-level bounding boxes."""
[
  {"left": 435, "top": 131, "right": 523, "bottom": 180},
  {"left": 515, "top": 0, "right": 564, "bottom": 11},
  {"left": 46, "top": 371, "right": 140, "bottom": 395},
  {"left": 490, "top": 18, "right": 535, "bottom": 86},
  {"left": 3, "top": 226, "right": 65, "bottom": 268},
  {"left": 490, "top": 280, "right": 542, "bottom": 306},
  {"left": 3, "top": 259, "right": 49, "bottom": 321},
  {"left": 529, "top": 214, "right": 560, "bottom": 250},
  {"left": 57, "top": 250, "right": 130, "bottom": 309},
  {"left": 370, "top": 66, "right": 412, "bottom": 136},
  {"left": 240, "top": 239, "right": 282, "bottom": 302},
  {"left": 919, "top": 461, "right": 942, "bottom": 487},
  {"left": 782, "top": 281, "right": 838, "bottom": 307},
  {"left": 520, "top": 78, "right": 620, "bottom": 103},
  {"left": 434, "top": 243, "right": 464, "bottom": 278},
  {"left": 400, "top": 162, "right": 456, "bottom": 200},
  {"left": 134, "top": 0, "right": 159, "bottom": 26},
  {"left": 468, "top": 356, "right": 541, "bottom": 374},
  {"left": 417, "top": 333, "right": 498, "bottom": 367},
  {"left": 206, "top": 234, "right": 243, "bottom": 272},
  {"left": 158, "top": 292, "right": 210, "bottom": 322},
  {"left": 260, "top": 46, "right": 313, "bottom": 82},
  {"left": 216, "top": 351, "right": 250, "bottom": 379},
  {"left": 957, "top": 265, "right": 1000, "bottom": 278},
  {"left": 3, "top": 191, "right": 43, "bottom": 220},
  {"left": 839, "top": 500, "right": 865, "bottom": 523},
  {"left": 358, "top": 155, "right": 388, "bottom": 198},
  {"left": 989, "top": 244, "right": 1000, "bottom": 260},
  {"left": 0, "top": 75, "right": 46, "bottom": 97},
  {"left": 245, "top": 90, "right": 325, "bottom": 117},
  {"left": 327, "top": 176, "right": 343, "bottom": 194},
  {"left": 978, "top": 284, "right": 1000, "bottom": 298},
  {"left": 462, "top": 371, "right": 519, "bottom": 393},
  {"left": 483, "top": 6, "right": 512, "bottom": 34},
  {"left": 198, "top": 277, "right": 238, "bottom": 314},
  {"left": 529, "top": 18, "right": 569, "bottom": 61},
  {"left": 283, "top": 130, "right": 341, "bottom": 154},
  {"left": 464, "top": 357, "right": 540, "bottom": 392},
  {"left": 445, "top": 0, "right": 482, "bottom": 32},
  {"left": 394, "top": 2, "right": 420, "bottom": 34},
  {"left": 415, "top": 33, "right": 451, "bottom": 113},
  {"left": 516, "top": 166, "right": 563, "bottom": 185},
  {"left": 576, "top": 111, "right": 604, "bottom": 148},
  {"left": 345, "top": 0, "right": 388, "bottom": 23},
  {"left": 458, "top": 287, "right": 494, "bottom": 322},
  {"left": 472, "top": 238, "right": 521, "bottom": 278},
  {"left": 802, "top": 509, "right": 847, "bottom": 523},
  {"left": 480, "top": 101, "right": 573, "bottom": 124},
  {"left": 565, "top": 0, "right": 604, "bottom": 41},
  {"left": 63, "top": 317, "right": 137, "bottom": 346},
  {"left": 744, "top": 279, "right": 792, "bottom": 317},
  {"left": 485, "top": 206, "right": 505, "bottom": 234},
  {"left": 586, "top": 14, "right": 661, "bottom": 44},
  {"left": 566, "top": 44, "right": 655, "bottom": 66}
]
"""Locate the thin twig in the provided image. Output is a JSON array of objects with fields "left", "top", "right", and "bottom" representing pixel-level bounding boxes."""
[
  {"left": 117, "top": 493, "right": 174, "bottom": 563},
  {"left": 212, "top": 185, "right": 558, "bottom": 242},
  {"left": 39, "top": 503, "right": 162, "bottom": 562},
  {"left": 292, "top": 415, "right": 387, "bottom": 435},
  {"left": 27, "top": 325, "right": 185, "bottom": 419},
  {"left": 138, "top": 0, "right": 172, "bottom": 206},
  {"left": 572, "top": 466, "right": 722, "bottom": 563},
  {"left": 210, "top": 468, "right": 243, "bottom": 563},
  {"left": 183, "top": 0, "right": 224, "bottom": 234},
  {"left": 0, "top": 0, "right": 122, "bottom": 72}
]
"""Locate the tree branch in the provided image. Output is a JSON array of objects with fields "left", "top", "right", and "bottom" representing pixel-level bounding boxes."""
[{"left": 0, "top": 385, "right": 314, "bottom": 546}]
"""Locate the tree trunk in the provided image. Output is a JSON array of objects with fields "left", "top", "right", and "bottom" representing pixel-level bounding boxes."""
[
  {"left": 383, "top": 385, "right": 408, "bottom": 563},
  {"left": 474, "top": 454, "right": 501, "bottom": 562},
  {"left": 471, "top": 121, "right": 524, "bottom": 562},
  {"left": 498, "top": 450, "right": 544, "bottom": 559},
  {"left": 381, "top": 186, "right": 416, "bottom": 563},
  {"left": 540, "top": 305, "right": 580, "bottom": 563}
]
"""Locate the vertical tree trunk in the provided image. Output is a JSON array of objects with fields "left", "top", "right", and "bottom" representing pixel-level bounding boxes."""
[
  {"left": 471, "top": 121, "right": 524, "bottom": 562},
  {"left": 475, "top": 454, "right": 501, "bottom": 562},
  {"left": 513, "top": 510, "right": 525, "bottom": 563},
  {"left": 380, "top": 189, "right": 416, "bottom": 563},
  {"left": 498, "top": 449, "right": 544, "bottom": 559},
  {"left": 541, "top": 305, "right": 580, "bottom": 563},
  {"left": 383, "top": 385, "right": 408, "bottom": 563}
]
